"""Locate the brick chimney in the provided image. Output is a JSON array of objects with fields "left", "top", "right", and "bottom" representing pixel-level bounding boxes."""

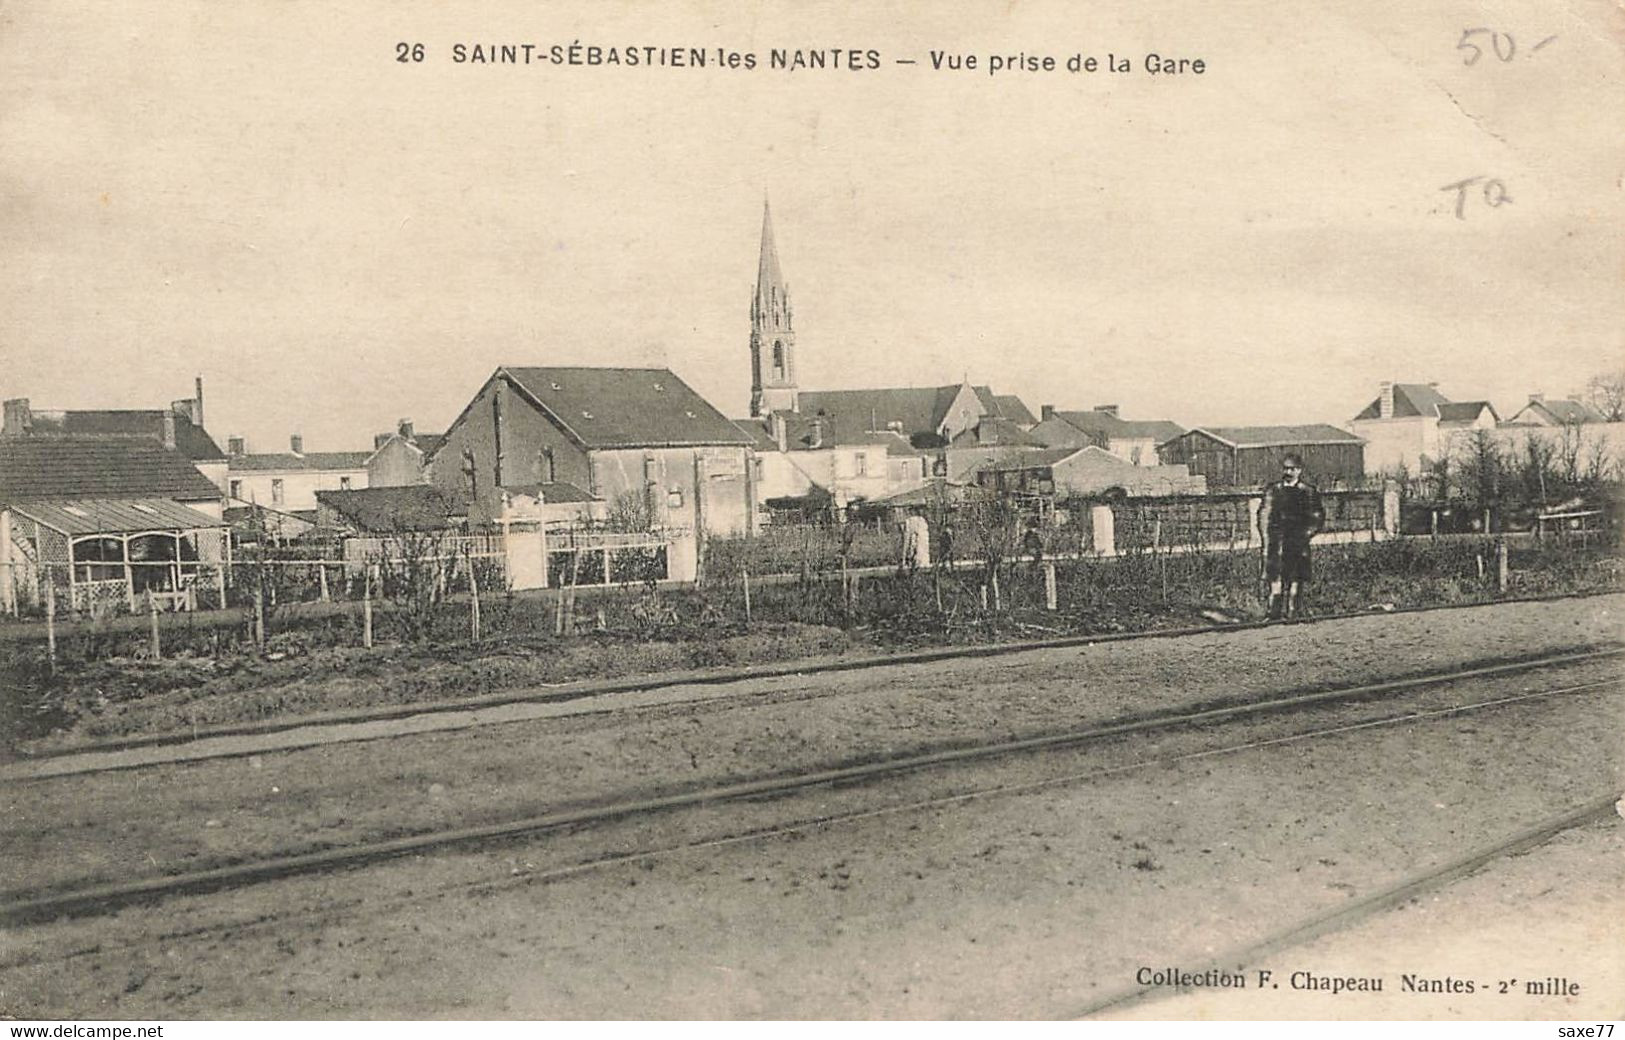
[
  {"left": 374, "top": 432, "right": 392, "bottom": 450},
  {"left": 1528, "top": 392, "right": 1545, "bottom": 404},
  {"left": 1379, "top": 382, "right": 1395, "bottom": 419},
  {"left": 289, "top": 433, "right": 304, "bottom": 455},
  {"left": 1040, "top": 404, "right": 1056, "bottom": 422},
  {"left": 771, "top": 412, "right": 788, "bottom": 453},
  {"left": 810, "top": 415, "right": 825, "bottom": 450},
  {"left": 227, "top": 435, "right": 245, "bottom": 455},
  {"left": 2, "top": 398, "right": 31, "bottom": 435},
  {"left": 194, "top": 376, "right": 205, "bottom": 430},
  {"left": 397, "top": 417, "right": 414, "bottom": 441},
  {"left": 161, "top": 410, "right": 176, "bottom": 449}
]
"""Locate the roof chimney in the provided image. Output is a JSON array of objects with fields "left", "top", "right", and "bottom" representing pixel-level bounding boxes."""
[
  {"left": 227, "top": 435, "right": 245, "bottom": 455},
  {"left": 290, "top": 433, "right": 304, "bottom": 455},
  {"left": 1528, "top": 392, "right": 1545, "bottom": 404},
  {"left": 161, "top": 410, "right": 176, "bottom": 450},
  {"left": 1379, "top": 381, "right": 1394, "bottom": 419},
  {"left": 810, "top": 415, "right": 825, "bottom": 450},
  {"left": 194, "top": 376, "right": 205, "bottom": 430},
  {"left": 1095, "top": 404, "right": 1119, "bottom": 417},
  {"left": 771, "top": 412, "right": 788, "bottom": 453},
  {"left": 1040, "top": 404, "right": 1056, "bottom": 422},
  {"left": 2, "top": 398, "right": 31, "bottom": 436},
  {"left": 374, "top": 432, "right": 392, "bottom": 450},
  {"left": 397, "top": 417, "right": 414, "bottom": 441}
]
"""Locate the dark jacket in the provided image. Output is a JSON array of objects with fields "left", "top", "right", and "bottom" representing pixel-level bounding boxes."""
[{"left": 1260, "top": 481, "right": 1325, "bottom": 548}]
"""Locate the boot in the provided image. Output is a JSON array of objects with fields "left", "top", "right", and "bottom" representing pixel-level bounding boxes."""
[{"left": 1266, "top": 593, "right": 1284, "bottom": 620}]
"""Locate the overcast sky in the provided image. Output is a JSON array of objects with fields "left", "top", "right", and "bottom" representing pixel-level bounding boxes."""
[{"left": 2, "top": 0, "right": 1621, "bottom": 453}]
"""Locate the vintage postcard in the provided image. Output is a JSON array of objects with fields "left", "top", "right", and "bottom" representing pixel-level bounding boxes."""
[{"left": 1, "top": 0, "right": 1622, "bottom": 1024}]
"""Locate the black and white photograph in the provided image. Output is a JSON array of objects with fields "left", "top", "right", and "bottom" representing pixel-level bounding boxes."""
[{"left": 1, "top": 0, "right": 1622, "bottom": 1024}]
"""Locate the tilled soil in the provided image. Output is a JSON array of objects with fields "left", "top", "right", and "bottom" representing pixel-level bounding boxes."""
[
  {"left": 3, "top": 596, "right": 1619, "bottom": 897},
  {"left": 0, "top": 666, "right": 1616, "bottom": 1018}
]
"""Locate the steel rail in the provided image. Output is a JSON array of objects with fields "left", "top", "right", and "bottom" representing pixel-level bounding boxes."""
[{"left": 2, "top": 652, "right": 1618, "bottom": 929}]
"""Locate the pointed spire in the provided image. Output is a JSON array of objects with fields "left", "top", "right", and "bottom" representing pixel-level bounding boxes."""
[{"left": 757, "top": 197, "right": 785, "bottom": 298}]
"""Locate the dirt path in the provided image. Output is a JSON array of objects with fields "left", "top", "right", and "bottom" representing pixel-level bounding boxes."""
[{"left": 2, "top": 664, "right": 1618, "bottom": 1018}]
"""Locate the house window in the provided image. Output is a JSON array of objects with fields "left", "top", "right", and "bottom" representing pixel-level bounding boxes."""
[
  {"left": 339, "top": 476, "right": 352, "bottom": 490},
  {"left": 667, "top": 488, "right": 684, "bottom": 509},
  {"left": 229, "top": 479, "right": 242, "bottom": 500},
  {"left": 271, "top": 479, "right": 284, "bottom": 505},
  {"left": 772, "top": 340, "right": 785, "bottom": 378},
  {"left": 855, "top": 452, "right": 868, "bottom": 477},
  {"left": 541, "top": 447, "right": 557, "bottom": 484}
]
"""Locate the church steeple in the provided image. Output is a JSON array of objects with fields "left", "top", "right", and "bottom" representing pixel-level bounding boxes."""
[{"left": 750, "top": 198, "right": 798, "bottom": 417}]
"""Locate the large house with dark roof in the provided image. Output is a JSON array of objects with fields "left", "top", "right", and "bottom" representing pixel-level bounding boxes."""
[
  {"left": 1348, "top": 381, "right": 1499, "bottom": 475},
  {"left": 428, "top": 366, "right": 756, "bottom": 538},
  {"left": 1, "top": 379, "right": 227, "bottom": 492},
  {"left": 735, "top": 201, "right": 1037, "bottom": 507},
  {"left": 1028, "top": 405, "right": 1186, "bottom": 466},
  {"left": 0, "top": 436, "right": 228, "bottom": 615}
]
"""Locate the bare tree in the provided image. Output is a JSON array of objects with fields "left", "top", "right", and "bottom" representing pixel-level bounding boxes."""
[{"left": 1583, "top": 368, "right": 1625, "bottom": 422}]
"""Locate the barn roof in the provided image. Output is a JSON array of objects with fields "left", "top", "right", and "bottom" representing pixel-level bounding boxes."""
[
  {"left": 21, "top": 408, "right": 226, "bottom": 462},
  {"left": 498, "top": 367, "right": 752, "bottom": 449},
  {"left": 315, "top": 486, "right": 464, "bottom": 533},
  {"left": 0, "top": 437, "right": 223, "bottom": 504},
  {"left": 1185, "top": 425, "right": 1364, "bottom": 448}
]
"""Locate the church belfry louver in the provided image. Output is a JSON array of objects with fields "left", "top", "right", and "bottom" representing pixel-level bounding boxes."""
[{"left": 749, "top": 199, "right": 798, "bottom": 417}]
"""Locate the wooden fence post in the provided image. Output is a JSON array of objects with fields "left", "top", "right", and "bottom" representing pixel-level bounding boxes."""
[
  {"left": 253, "top": 578, "right": 266, "bottom": 650},
  {"left": 44, "top": 575, "right": 56, "bottom": 674},
  {"left": 742, "top": 565, "right": 752, "bottom": 625},
  {"left": 147, "top": 589, "right": 162, "bottom": 661},
  {"left": 318, "top": 563, "right": 330, "bottom": 603},
  {"left": 1044, "top": 561, "right": 1057, "bottom": 611},
  {"left": 468, "top": 556, "right": 482, "bottom": 642},
  {"left": 362, "top": 565, "right": 375, "bottom": 649},
  {"left": 1496, "top": 540, "right": 1509, "bottom": 593}
]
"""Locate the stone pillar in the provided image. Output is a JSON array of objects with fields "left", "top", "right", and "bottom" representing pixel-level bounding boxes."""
[
  {"left": 1382, "top": 481, "right": 1400, "bottom": 536},
  {"left": 1090, "top": 504, "right": 1116, "bottom": 557}
]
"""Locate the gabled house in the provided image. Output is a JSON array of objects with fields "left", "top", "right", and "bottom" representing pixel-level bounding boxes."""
[
  {"left": 1158, "top": 425, "right": 1365, "bottom": 489},
  {"left": 1029, "top": 405, "right": 1185, "bottom": 465},
  {"left": 1349, "top": 381, "right": 1499, "bottom": 475},
  {"left": 0, "top": 437, "right": 228, "bottom": 614},
  {"left": 366, "top": 418, "right": 446, "bottom": 488},
  {"left": 1503, "top": 393, "right": 1605, "bottom": 427},
  {"left": 977, "top": 445, "right": 1207, "bottom": 498},
  {"left": 734, "top": 411, "right": 924, "bottom": 515},
  {"left": 1, "top": 379, "right": 227, "bottom": 492},
  {"left": 428, "top": 366, "right": 756, "bottom": 537},
  {"left": 225, "top": 435, "right": 371, "bottom": 514}
]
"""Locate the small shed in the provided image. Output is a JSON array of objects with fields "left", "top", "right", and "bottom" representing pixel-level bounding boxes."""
[
  {"left": 1157, "top": 425, "right": 1365, "bottom": 489},
  {"left": 3, "top": 498, "right": 229, "bottom": 614}
]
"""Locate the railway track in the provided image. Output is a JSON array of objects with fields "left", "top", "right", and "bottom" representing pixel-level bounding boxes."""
[
  {"left": 11, "top": 589, "right": 1618, "bottom": 776},
  {"left": 3, "top": 648, "right": 1618, "bottom": 929}
]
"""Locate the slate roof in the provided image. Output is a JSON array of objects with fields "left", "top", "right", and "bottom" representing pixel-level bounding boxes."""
[
  {"left": 14, "top": 498, "right": 225, "bottom": 536},
  {"left": 20, "top": 409, "right": 226, "bottom": 461},
  {"left": 1054, "top": 410, "right": 1185, "bottom": 442},
  {"left": 315, "top": 486, "right": 465, "bottom": 533},
  {"left": 0, "top": 438, "right": 224, "bottom": 504},
  {"left": 978, "top": 447, "right": 1084, "bottom": 472},
  {"left": 1351, "top": 383, "right": 1451, "bottom": 421},
  {"left": 1437, "top": 401, "right": 1498, "bottom": 424},
  {"left": 1187, "top": 425, "right": 1364, "bottom": 448},
  {"left": 733, "top": 414, "right": 925, "bottom": 456},
  {"left": 229, "top": 451, "right": 373, "bottom": 472},
  {"left": 795, "top": 383, "right": 1027, "bottom": 440},
  {"left": 948, "top": 417, "right": 1043, "bottom": 448},
  {"left": 495, "top": 367, "right": 751, "bottom": 449},
  {"left": 504, "top": 481, "right": 597, "bottom": 503},
  {"left": 990, "top": 395, "right": 1038, "bottom": 427},
  {"left": 1514, "top": 399, "right": 1605, "bottom": 425}
]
